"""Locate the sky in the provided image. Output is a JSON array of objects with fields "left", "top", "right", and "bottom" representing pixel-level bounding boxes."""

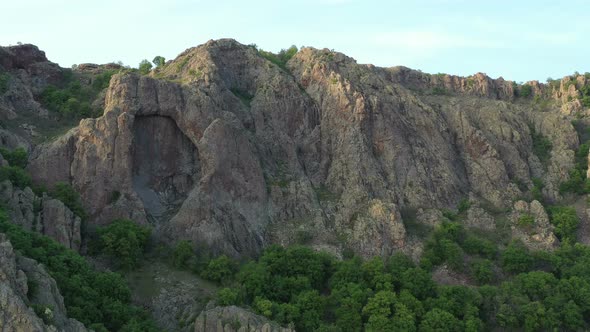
[{"left": 2, "top": 0, "right": 589, "bottom": 82}]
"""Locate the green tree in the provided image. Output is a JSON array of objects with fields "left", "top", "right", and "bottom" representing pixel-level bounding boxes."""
[
  {"left": 293, "top": 290, "right": 324, "bottom": 331},
  {"left": 138, "top": 59, "right": 153, "bottom": 75},
  {"left": 172, "top": 240, "right": 195, "bottom": 269},
  {"left": 152, "top": 56, "right": 165, "bottom": 68},
  {"left": 97, "top": 219, "right": 151, "bottom": 270},
  {"left": 391, "top": 303, "right": 417, "bottom": 332},
  {"left": 0, "top": 166, "right": 31, "bottom": 189},
  {"left": 471, "top": 259, "right": 494, "bottom": 284},
  {"left": 547, "top": 206, "right": 579, "bottom": 244},
  {"left": 419, "top": 308, "right": 462, "bottom": 332},
  {"left": 519, "top": 84, "right": 533, "bottom": 98},
  {"left": 0, "top": 147, "right": 27, "bottom": 168},
  {"left": 501, "top": 241, "right": 533, "bottom": 274},
  {"left": 201, "top": 255, "right": 237, "bottom": 283},
  {"left": 50, "top": 182, "right": 87, "bottom": 220},
  {"left": 217, "top": 287, "right": 240, "bottom": 306}
]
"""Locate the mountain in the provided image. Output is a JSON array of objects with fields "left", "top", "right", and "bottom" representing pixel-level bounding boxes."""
[{"left": 1, "top": 39, "right": 590, "bottom": 331}]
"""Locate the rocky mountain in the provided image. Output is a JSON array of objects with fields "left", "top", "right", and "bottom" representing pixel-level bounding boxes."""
[
  {"left": 1, "top": 39, "right": 590, "bottom": 330},
  {"left": 13, "top": 39, "right": 580, "bottom": 259}
]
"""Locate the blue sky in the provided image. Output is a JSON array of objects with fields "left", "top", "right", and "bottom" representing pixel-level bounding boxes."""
[{"left": 2, "top": 0, "right": 588, "bottom": 82}]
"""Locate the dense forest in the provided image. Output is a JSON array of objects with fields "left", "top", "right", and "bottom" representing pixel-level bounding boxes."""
[{"left": 3, "top": 201, "right": 590, "bottom": 331}]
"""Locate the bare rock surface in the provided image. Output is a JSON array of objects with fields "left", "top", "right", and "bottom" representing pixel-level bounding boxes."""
[
  {"left": 509, "top": 200, "right": 559, "bottom": 250},
  {"left": 22, "top": 39, "right": 580, "bottom": 258},
  {"left": 193, "top": 306, "right": 293, "bottom": 332},
  {"left": 0, "top": 180, "right": 81, "bottom": 250}
]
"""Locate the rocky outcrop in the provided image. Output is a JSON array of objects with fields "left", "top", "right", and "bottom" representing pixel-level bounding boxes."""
[
  {"left": 509, "top": 200, "right": 558, "bottom": 251},
  {"left": 25, "top": 39, "right": 580, "bottom": 258},
  {"left": 39, "top": 196, "right": 82, "bottom": 251},
  {"left": 0, "top": 181, "right": 81, "bottom": 250},
  {"left": 0, "top": 234, "right": 88, "bottom": 331},
  {"left": 383, "top": 67, "right": 517, "bottom": 100},
  {"left": 193, "top": 306, "right": 293, "bottom": 332},
  {"left": 0, "top": 44, "right": 63, "bottom": 126}
]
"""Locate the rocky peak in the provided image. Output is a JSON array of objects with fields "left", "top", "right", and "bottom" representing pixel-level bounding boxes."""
[{"left": 0, "top": 44, "right": 49, "bottom": 70}]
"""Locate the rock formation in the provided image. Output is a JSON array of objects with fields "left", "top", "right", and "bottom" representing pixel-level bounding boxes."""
[
  {"left": 0, "top": 233, "right": 88, "bottom": 331},
  {"left": 0, "top": 180, "right": 81, "bottom": 251},
  {"left": 193, "top": 306, "right": 293, "bottom": 332},
  {"left": 24, "top": 39, "right": 580, "bottom": 258}
]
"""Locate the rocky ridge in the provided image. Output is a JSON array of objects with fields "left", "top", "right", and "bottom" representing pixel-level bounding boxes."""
[{"left": 20, "top": 39, "right": 581, "bottom": 258}]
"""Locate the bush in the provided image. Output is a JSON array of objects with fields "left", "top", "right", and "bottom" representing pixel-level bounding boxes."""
[
  {"left": 96, "top": 219, "right": 151, "bottom": 270},
  {"left": 138, "top": 60, "right": 153, "bottom": 75},
  {"left": 519, "top": 84, "right": 533, "bottom": 98},
  {"left": 501, "top": 241, "right": 533, "bottom": 274},
  {"left": 258, "top": 45, "right": 298, "bottom": 70},
  {"left": 0, "top": 72, "right": 9, "bottom": 94},
  {"left": 531, "top": 129, "right": 552, "bottom": 164},
  {"left": 517, "top": 214, "right": 535, "bottom": 227},
  {"left": 531, "top": 178, "right": 544, "bottom": 202},
  {"left": 152, "top": 56, "right": 166, "bottom": 68},
  {"left": 91, "top": 70, "right": 116, "bottom": 90},
  {"left": 0, "top": 166, "right": 31, "bottom": 188},
  {"left": 50, "top": 182, "right": 87, "bottom": 220},
  {"left": 471, "top": 259, "right": 494, "bottom": 284},
  {"left": 457, "top": 198, "right": 471, "bottom": 213},
  {"left": 201, "top": 255, "right": 238, "bottom": 283},
  {"left": 172, "top": 240, "right": 195, "bottom": 269},
  {"left": 547, "top": 206, "right": 579, "bottom": 244},
  {"left": 40, "top": 83, "right": 93, "bottom": 118},
  {"left": 217, "top": 287, "right": 240, "bottom": 306},
  {"left": 0, "top": 212, "right": 157, "bottom": 330},
  {"left": 0, "top": 147, "right": 27, "bottom": 168}
]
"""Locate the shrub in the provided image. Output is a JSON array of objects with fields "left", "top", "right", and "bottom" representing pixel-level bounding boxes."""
[
  {"left": 253, "top": 297, "right": 274, "bottom": 317},
  {"left": 531, "top": 129, "right": 552, "bottom": 164},
  {"left": 547, "top": 206, "right": 579, "bottom": 244},
  {"left": 201, "top": 255, "right": 238, "bottom": 283},
  {"left": 519, "top": 84, "right": 533, "bottom": 98},
  {"left": 431, "top": 86, "right": 448, "bottom": 95},
  {"left": 138, "top": 60, "right": 153, "bottom": 75},
  {"left": 91, "top": 70, "right": 116, "bottom": 90},
  {"left": 172, "top": 240, "right": 195, "bottom": 269},
  {"left": 217, "top": 287, "right": 240, "bottom": 306},
  {"left": 0, "top": 212, "right": 157, "bottom": 330},
  {"left": 0, "top": 72, "right": 9, "bottom": 94},
  {"left": 0, "top": 166, "right": 31, "bottom": 188},
  {"left": 517, "top": 214, "right": 535, "bottom": 227},
  {"left": 471, "top": 259, "right": 494, "bottom": 284},
  {"left": 258, "top": 45, "right": 298, "bottom": 70},
  {"left": 457, "top": 198, "right": 471, "bottom": 213},
  {"left": 50, "top": 182, "right": 87, "bottom": 220},
  {"left": 501, "top": 241, "right": 533, "bottom": 274},
  {"left": 152, "top": 56, "right": 165, "bottom": 68},
  {"left": 531, "top": 178, "right": 544, "bottom": 202},
  {"left": 0, "top": 147, "right": 27, "bottom": 168},
  {"left": 96, "top": 219, "right": 151, "bottom": 270}
]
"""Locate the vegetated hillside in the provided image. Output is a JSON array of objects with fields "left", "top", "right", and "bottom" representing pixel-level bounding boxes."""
[{"left": 2, "top": 40, "right": 590, "bottom": 331}]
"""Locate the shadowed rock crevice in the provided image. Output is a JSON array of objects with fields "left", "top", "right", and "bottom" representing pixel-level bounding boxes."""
[{"left": 132, "top": 115, "right": 199, "bottom": 223}]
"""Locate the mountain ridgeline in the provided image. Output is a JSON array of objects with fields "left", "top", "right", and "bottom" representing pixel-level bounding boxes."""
[{"left": 1, "top": 39, "right": 590, "bottom": 331}]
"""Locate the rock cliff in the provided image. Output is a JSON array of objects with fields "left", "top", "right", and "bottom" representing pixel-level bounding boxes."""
[
  {"left": 24, "top": 39, "right": 580, "bottom": 258},
  {"left": 0, "top": 233, "right": 88, "bottom": 331}
]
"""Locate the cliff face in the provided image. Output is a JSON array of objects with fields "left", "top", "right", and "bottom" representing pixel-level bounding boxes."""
[
  {"left": 0, "top": 234, "right": 88, "bottom": 331},
  {"left": 23, "top": 39, "right": 580, "bottom": 258}
]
